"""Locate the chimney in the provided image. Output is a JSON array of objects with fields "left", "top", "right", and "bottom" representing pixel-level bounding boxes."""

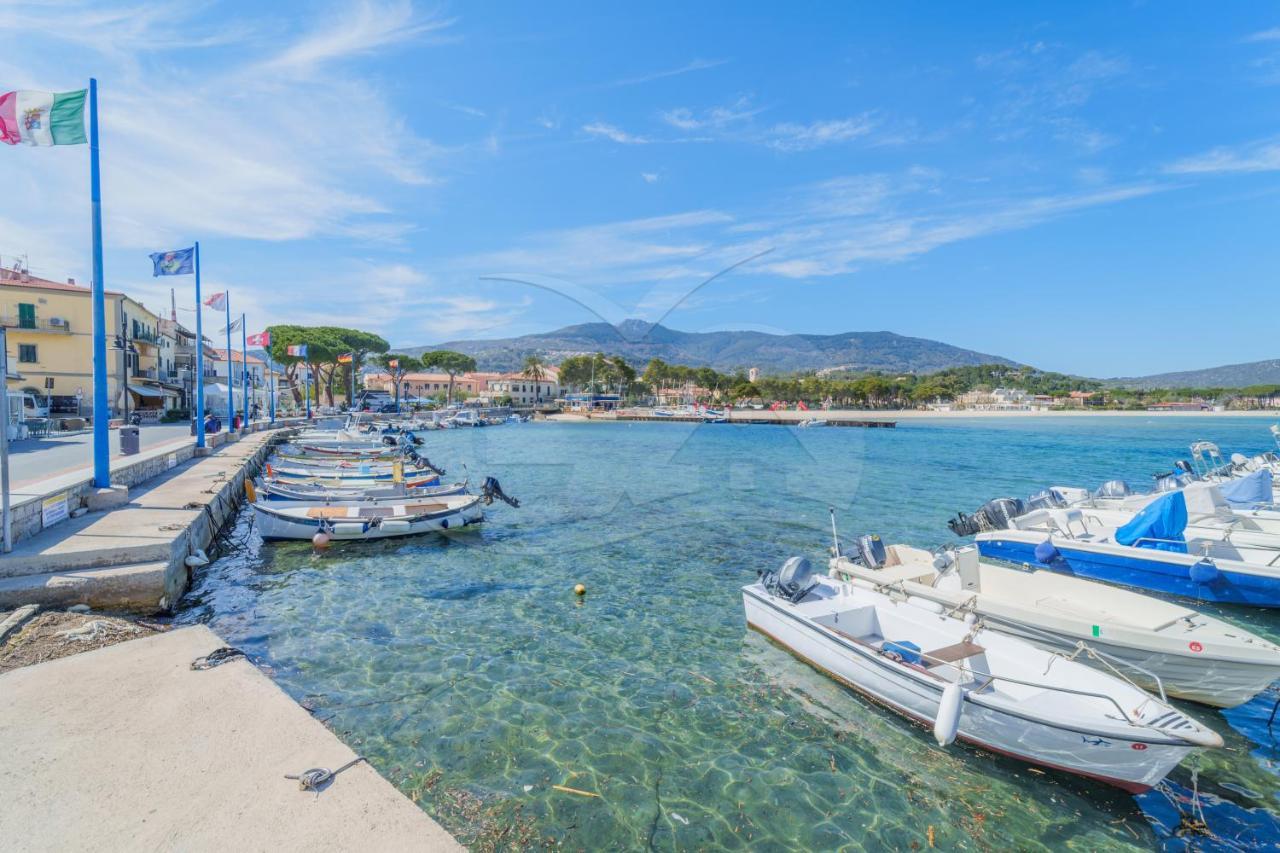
[{"left": 67, "top": 277, "right": 76, "bottom": 285}]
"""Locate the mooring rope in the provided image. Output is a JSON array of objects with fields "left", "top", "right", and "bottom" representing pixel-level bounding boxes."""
[
  {"left": 285, "top": 757, "right": 366, "bottom": 793},
  {"left": 190, "top": 646, "right": 246, "bottom": 670}
]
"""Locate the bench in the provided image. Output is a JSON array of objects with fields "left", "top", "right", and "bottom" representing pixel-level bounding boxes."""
[{"left": 923, "top": 642, "right": 985, "bottom": 668}]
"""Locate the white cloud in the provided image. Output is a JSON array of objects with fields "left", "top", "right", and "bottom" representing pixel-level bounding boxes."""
[
  {"left": 582, "top": 122, "right": 650, "bottom": 144},
  {"left": 1164, "top": 140, "right": 1280, "bottom": 174},
  {"left": 1245, "top": 27, "right": 1280, "bottom": 43},
  {"left": 607, "top": 58, "right": 728, "bottom": 88},
  {"left": 661, "top": 96, "right": 761, "bottom": 130},
  {"left": 641, "top": 172, "right": 660, "bottom": 184},
  {"left": 259, "top": 0, "right": 455, "bottom": 76},
  {"left": 765, "top": 116, "right": 879, "bottom": 151}
]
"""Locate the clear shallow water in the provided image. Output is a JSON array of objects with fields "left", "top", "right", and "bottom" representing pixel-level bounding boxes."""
[{"left": 178, "top": 416, "right": 1280, "bottom": 850}]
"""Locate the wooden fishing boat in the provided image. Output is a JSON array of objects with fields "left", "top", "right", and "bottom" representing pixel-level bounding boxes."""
[{"left": 253, "top": 494, "right": 484, "bottom": 541}]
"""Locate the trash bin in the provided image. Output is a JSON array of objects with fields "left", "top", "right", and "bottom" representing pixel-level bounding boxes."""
[{"left": 120, "top": 425, "right": 140, "bottom": 455}]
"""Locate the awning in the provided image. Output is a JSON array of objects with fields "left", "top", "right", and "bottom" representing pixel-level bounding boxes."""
[{"left": 127, "top": 384, "right": 168, "bottom": 398}]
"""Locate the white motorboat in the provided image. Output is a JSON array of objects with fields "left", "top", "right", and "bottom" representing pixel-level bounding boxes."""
[
  {"left": 829, "top": 537, "right": 1280, "bottom": 707},
  {"left": 253, "top": 494, "right": 484, "bottom": 541},
  {"left": 743, "top": 557, "right": 1222, "bottom": 792},
  {"left": 796, "top": 418, "right": 828, "bottom": 428}
]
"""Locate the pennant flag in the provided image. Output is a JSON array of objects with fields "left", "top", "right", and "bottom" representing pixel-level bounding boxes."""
[
  {"left": 204, "top": 292, "right": 227, "bottom": 310},
  {"left": 287, "top": 344, "right": 308, "bottom": 357},
  {"left": 0, "top": 89, "right": 87, "bottom": 146},
  {"left": 221, "top": 317, "right": 242, "bottom": 334},
  {"left": 336, "top": 353, "right": 353, "bottom": 364},
  {"left": 148, "top": 247, "right": 194, "bottom": 276},
  {"left": 388, "top": 358, "right": 400, "bottom": 368},
  {"left": 247, "top": 331, "right": 270, "bottom": 347}
]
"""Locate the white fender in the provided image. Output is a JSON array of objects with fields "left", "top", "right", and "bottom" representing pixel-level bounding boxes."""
[
  {"left": 184, "top": 549, "right": 210, "bottom": 568},
  {"left": 933, "top": 683, "right": 963, "bottom": 746}
]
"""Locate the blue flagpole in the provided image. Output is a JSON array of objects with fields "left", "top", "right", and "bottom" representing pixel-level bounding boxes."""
[
  {"left": 268, "top": 361, "right": 276, "bottom": 423},
  {"left": 193, "top": 242, "right": 205, "bottom": 449},
  {"left": 88, "top": 78, "right": 110, "bottom": 488},
  {"left": 240, "top": 313, "right": 248, "bottom": 424},
  {"left": 224, "top": 294, "right": 234, "bottom": 431},
  {"left": 305, "top": 367, "right": 311, "bottom": 419}
]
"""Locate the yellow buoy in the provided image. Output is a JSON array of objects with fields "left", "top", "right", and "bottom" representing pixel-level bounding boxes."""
[{"left": 574, "top": 583, "right": 586, "bottom": 596}]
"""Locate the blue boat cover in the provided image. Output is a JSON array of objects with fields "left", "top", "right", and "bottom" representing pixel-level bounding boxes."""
[
  {"left": 1219, "top": 469, "right": 1274, "bottom": 508},
  {"left": 1114, "top": 491, "right": 1189, "bottom": 553}
]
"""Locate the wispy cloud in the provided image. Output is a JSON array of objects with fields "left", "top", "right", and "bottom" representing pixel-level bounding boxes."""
[
  {"left": 1244, "top": 27, "right": 1280, "bottom": 43},
  {"left": 260, "top": 0, "right": 455, "bottom": 75},
  {"left": 1164, "top": 139, "right": 1280, "bottom": 175},
  {"left": 582, "top": 121, "right": 650, "bottom": 144},
  {"left": 641, "top": 172, "right": 660, "bottom": 184},
  {"left": 607, "top": 58, "right": 728, "bottom": 88},
  {"left": 765, "top": 115, "right": 879, "bottom": 151},
  {"left": 661, "top": 96, "right": 762, "bottom": 130}
]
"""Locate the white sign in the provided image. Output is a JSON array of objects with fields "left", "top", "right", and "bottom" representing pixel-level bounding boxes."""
[
  {"left": 42, "top": 491, "right": 70, "bottom": 528},
  {"left": 167, "top": 453, "right": 178, "bottom": 470}
]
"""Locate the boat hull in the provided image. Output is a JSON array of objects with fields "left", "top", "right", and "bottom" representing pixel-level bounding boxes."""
[
  {"left": 976, "top": 534, "right": 1280, "bottom": 607},
  {"left": 743, "top": 589, "right": 1195, "bottom": 792},
  {"left": 253, "top": 499, "right": 484, "bottom": 541}
]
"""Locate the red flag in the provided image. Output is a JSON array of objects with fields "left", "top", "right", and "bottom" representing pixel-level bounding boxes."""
[
  {"left": 246, "top": 331, "right": 270, "bottom": 347},
  {"left": 203, "top": 292, "right": 227, "bottom": 310}
]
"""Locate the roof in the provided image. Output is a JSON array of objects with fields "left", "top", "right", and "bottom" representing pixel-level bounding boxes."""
[
  {"left": 210, "top": 348, "right": 266, "bottom": 365},
  {"left": 0, "top": 269, "right": 124, "bottom": 297}
]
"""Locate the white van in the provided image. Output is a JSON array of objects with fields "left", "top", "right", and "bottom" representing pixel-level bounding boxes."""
[{"left": 21, "top": 393, "right": 48, "bottom": 419}]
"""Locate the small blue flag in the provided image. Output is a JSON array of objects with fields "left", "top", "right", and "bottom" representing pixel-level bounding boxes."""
[{"left": 149, "top": 247, "right": 195, "bottom": 276}]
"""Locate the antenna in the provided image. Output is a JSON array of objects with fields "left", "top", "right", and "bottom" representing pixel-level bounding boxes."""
[{"left": 828, "top": 505, "right": 841, "bottom": 558}]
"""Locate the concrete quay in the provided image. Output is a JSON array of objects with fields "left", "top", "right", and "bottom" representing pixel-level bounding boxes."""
[
  {"left": 0, "top": 625, "right": 460, "bottom": 851},
  {"left": 0, "top": 427, "right": 289, "bottom": 613}
]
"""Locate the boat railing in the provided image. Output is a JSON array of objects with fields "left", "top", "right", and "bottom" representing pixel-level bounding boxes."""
[{"left": 901, "top": 644, "right": 1147, "bottom": 726}]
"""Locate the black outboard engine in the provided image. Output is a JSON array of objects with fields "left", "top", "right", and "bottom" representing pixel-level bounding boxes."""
[
  {"left": 382, "top": 435, "right": 397, "bottom": 446},
  {"left": 1026, "top": 488, "right": 1065, "bottom": 511},
  {"left": 947, "top": 497, "right": 1026, "bottom": 537},
  {"left": 481, "top": 476, "right": 520, "bottom": 508},
  {"left": 1174, "top": 459, "right": 1196, "bottom": 478},
  {"left": 854, "top": 534, "right": 888, "bottom": 569},
  {"left": 759, "top": 556, "right": 818, "bottom": 603},
  {"left": 1094, "top": 480, "right": 1132, "bottom": 499}
]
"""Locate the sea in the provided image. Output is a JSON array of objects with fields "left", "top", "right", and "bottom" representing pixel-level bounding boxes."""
[{"left": 177, "top": 415, "right": 1280, "bottom": 850}]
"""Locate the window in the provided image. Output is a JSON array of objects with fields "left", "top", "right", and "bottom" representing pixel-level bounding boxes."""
[
  {"left": 18, "top": 344, "right": 37, "bottom": 363},
  {"left": 17, "top": 303, "right": 36, "bottom": 329}
]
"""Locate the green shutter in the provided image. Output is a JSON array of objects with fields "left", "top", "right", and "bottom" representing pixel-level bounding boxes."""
[{"left": 17, "top": 303, "right": 36, "bottom": 329}]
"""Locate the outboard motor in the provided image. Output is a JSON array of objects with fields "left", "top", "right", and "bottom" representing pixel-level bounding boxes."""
[
  {"left": 481, "top": 476, "right": 520, "bottom": 507},
  {"left": 760, "top": 556, "right": 818, "bottom": 603},
  {"left": 1094, "top": 480, "right": 1132, "bottom": 499},
  {"left": 947, "top": 497, "right": 1025, "bottom": 537},
  {"left": 1026, "top": 488, "right": 1065, "bottom": 511},
  {"left": 854, "top": 534, "right": 888, "bottom": 569},
  {"left": 1174, "top": 459, "right": 1197, "bottom": 479},
  {"left": 382, "top": 435, "right": 397, "bottom": 446}
]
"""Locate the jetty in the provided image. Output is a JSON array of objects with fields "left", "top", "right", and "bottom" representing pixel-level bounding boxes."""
[
  {"left": 0, "top": 624, "right": 460, "bottom": 850},
  {"left": 1, "top": 424, "right": 297, "bottom": 613}
]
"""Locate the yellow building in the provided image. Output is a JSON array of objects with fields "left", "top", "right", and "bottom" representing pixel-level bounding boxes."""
[{"left": 1, "top": 266, "right": 175, "bottom": 420}]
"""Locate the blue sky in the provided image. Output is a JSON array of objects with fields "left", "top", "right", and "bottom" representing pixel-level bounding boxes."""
[{"left": 1, "top": 1, "right": 1278, "bottom": 377}]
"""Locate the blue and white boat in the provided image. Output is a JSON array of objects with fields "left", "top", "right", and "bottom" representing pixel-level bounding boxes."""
[{"left": 961, "top": 492, "right": 1280, "bottom": 607}]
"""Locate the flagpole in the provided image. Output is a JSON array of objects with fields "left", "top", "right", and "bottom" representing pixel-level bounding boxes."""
[
  {"left": 88, "top": 78, "right": 110, "bottom": 488},
  {"left": 194, "top": 242, "right": 205, "bottom": 449},
  {"left": 305, "top": 369, "right": 311, "bottom": 419},
  {"left": 268, "top": 361, "right": 276, "bottom": 423},
  {"left": 240, "top": 313, "right": 248, "bottom": 425},
  {"left": 224, "top": 293, "right": 234, "bottom": 431}
]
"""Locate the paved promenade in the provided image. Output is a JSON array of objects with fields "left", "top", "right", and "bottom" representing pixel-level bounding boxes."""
[{"left": 0, "top": 625, "right": 460, "bottom": 851}]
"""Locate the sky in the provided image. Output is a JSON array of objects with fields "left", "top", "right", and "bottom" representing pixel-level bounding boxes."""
[{"left": 1, "top": 1, "right": 1278, "bottom": 377}]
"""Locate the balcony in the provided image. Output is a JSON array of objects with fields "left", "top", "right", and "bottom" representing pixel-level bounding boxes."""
[{"left": 1, "top": 315, "right": 72, "bottom": 333}]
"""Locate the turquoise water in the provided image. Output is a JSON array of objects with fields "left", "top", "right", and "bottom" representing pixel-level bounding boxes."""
[{"left": 178, "top": 416, "right": 1280, "bottom": 850}]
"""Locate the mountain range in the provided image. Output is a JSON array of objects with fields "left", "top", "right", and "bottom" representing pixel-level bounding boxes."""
[
  {"left": 399, "top": 320, "right": 1017, "bottom": 375},
  {"left": 1106, "top": 359, "right": 1280, "bottom": 390}
]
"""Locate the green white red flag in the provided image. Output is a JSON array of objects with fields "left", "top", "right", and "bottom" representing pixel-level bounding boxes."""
[{"left": 0, "top": 89, "right": 87, "bottom": 146}]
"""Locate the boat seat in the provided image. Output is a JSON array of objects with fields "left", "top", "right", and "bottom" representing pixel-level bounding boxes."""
[{"left": 923, "top": 642, "right": 985, "bottom": 667}]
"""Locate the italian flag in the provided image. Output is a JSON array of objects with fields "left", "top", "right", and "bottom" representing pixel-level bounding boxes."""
[{"left": 0, "top": 89, "right": 87, "bottom": 146}]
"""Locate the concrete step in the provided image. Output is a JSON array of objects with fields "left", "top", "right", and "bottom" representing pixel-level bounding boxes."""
[
  {"left": 1, "top": 508, "right": 182, "bottom": 577},
  {"left": 0, "top": 561, "right": 174, "bottom": 613}
]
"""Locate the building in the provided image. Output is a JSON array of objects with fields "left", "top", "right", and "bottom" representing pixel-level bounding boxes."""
[
  {"left": 748, "top": 367, "right": 760, "bottom": 383},
  {"left": 487, "top": 368, "right": 560, "bottom": 406},
  {"left": 954, "top": 387, "right": 1034, "bottom": 411},
  {"left": 366, "top": 371, "right": 506, "bottom": 400},
  {"left": 0, "top": 265, "right": 178, "bottom": 419},
  {"left": 207, "top": 349, "right": 281, "bottom": 417}
]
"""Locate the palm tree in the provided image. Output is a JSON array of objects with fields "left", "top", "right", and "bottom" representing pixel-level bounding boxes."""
[{"left": 521, "top": 355, "right": 547, "bottom": 405}]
